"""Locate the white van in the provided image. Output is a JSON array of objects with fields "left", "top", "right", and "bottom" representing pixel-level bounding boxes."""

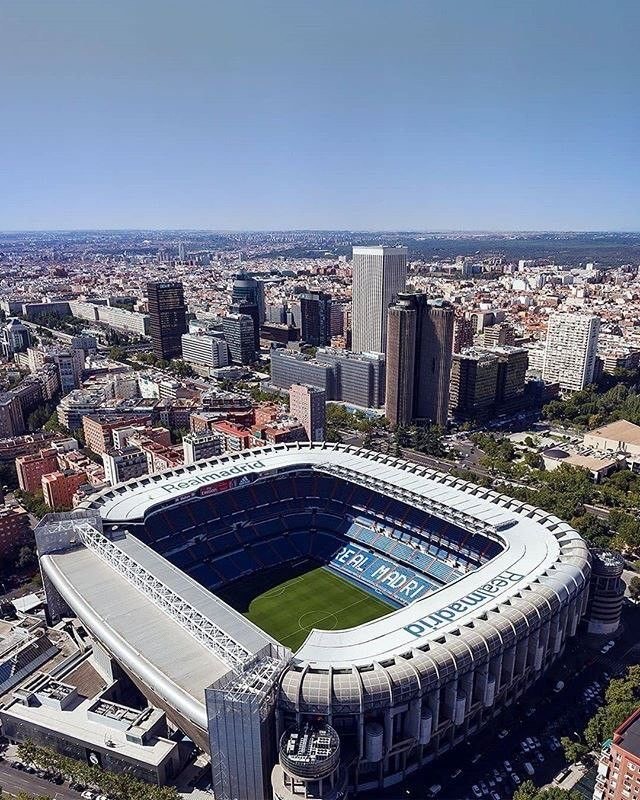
[{"left": 524, "top": 762, "right": 535, "bottom": 776}]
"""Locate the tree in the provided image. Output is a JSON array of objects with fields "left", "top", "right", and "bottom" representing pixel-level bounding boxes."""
[
  {"left": 629, "top": 576, "right": 640, "bottom": 600},
  {"left": 561, "top": 735, "right": 589, "bottom": 763}
]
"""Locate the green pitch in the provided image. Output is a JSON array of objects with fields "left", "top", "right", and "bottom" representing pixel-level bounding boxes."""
[{"left": 244, "top": 566, "right": 394, "bottom": 651}]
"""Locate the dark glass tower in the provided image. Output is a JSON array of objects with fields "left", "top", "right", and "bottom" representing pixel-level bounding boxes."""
[{"left": 147, "top": 280, "right": 188, "bottom": 361}]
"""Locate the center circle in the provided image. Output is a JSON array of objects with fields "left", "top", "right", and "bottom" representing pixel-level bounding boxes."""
[{"left": 298, "top": 610, "right": 339, "bottom": 631}]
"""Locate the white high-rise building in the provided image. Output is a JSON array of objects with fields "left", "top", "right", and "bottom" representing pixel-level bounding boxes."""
[
  {"left": 181, "top": 332, "right": 229, "bottom": 369},
  {"left": 351, "top": 246, "right": 408, "bottom": 354},
  {"left": 542, "top": 312, "right": 600, "bottom": 393}
]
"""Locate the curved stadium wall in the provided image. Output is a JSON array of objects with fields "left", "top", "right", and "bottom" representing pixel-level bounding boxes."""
[{"left": 36, "top": 443, "right": 592, "bottom": 799}]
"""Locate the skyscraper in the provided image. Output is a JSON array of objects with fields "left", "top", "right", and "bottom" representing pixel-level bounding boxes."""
[
  {"left": 351, "top": 246, "right": 408, "bottom": 353},
  {"left": 542, "top": 312, "right": 600, "bottom": 393},
  {"left": 230, "top": 300, "right": 260, "bottom": 350},
  {"left": 232, "top": 272, "right": 266, "bottom": 324},
  {"left": 289, "top": 383, "right": 326, "bottom": 442},
  {"left": 223, "top": 313, "right": 256, "bottom": 365},
  {"left": 300, "top": 291, "right": 332, "bottom": 346},
  {"left": 147, "top": 281, "right": 188, "bottom": 361},
  {"left": 385, "top": 293, "right": 454, "bottom": 428}
]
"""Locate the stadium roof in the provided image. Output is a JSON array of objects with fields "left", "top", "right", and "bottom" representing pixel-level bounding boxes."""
[{"left": 40, "top": 443, "right": 587, "bottom": 721}]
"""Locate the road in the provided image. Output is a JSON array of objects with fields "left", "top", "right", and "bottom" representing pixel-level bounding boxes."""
[{"left": 0, "top": 761, "right": 82, "bottom": 799}]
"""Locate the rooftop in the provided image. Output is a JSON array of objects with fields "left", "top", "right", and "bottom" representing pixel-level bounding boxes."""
[{"left": 587, "top": 419, "right": 640, "bottom": 447}]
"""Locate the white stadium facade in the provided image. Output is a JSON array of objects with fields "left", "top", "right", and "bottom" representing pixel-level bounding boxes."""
[{"left": 35, "top": 443, "right": 592, "bottom": 800}]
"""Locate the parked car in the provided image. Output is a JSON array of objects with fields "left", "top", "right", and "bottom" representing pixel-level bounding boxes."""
[{"left": 472, "top": 785, "right": 482, "bottom": 798}]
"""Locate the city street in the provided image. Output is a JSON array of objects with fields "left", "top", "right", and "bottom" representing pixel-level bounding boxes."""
[{"left": 0, "top": 760, "right": 82, "bottom": 799}]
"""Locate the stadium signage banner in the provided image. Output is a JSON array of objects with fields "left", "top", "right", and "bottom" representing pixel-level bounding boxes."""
[
  {"left": 404, "top": 570, "right": 525, "bottom": 636},
  {"left": 160, "top": 460, "right": 265, "bottom": 494}
]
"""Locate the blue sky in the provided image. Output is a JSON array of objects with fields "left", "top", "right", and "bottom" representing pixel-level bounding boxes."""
[{"left": 1, "top": 0, "right": 638, "bottom": 231}]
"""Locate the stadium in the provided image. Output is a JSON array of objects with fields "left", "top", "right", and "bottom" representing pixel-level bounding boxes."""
[{"left": 35, "top": 443, "right": 592, "bottom": 800}]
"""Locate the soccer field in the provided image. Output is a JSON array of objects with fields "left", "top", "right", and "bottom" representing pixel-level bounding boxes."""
[{"left": 244, "top": 566, "right": 395, "bottom": 651}]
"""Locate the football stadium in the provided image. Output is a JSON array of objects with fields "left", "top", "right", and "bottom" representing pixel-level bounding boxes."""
[{"left": 34, "top": 443, "right": 592, "bottom": 800}]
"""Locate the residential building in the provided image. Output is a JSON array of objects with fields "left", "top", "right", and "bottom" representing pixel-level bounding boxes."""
[
  {"left": 542, "top": 313, "right": 600, "bottom": 393},
  {"left": 0, "top": 505, "right": 31, "bottom": 559},
  {"left": 147, "top": 281, "right": 188, "bottom": 360},
  {"left": 0, "top": 392, "right": 25, "bottom": 437},
  {"left": 483, "top": 323, "right": 516, "bottom": 348},
  {"left": 102, "top": 447, "right": 149, "bottom": 486},
  {"left": 16, "top": 448, "right": 59, "bottom": 493},
  {"left": 212, "top": 421, "right": 254, "bottom": 452},
  {"left": 300, "top": 292, "right": 332, "bottom": 346},
  {"left": 83, "top": 414, "right": 152, "bottom": 455},
  {"left": 594, "top": 707, "right": 640, "bottom": 800},
  {"left": 289, "top": 384, "right": 326, "bottom": 442},
  {"left": 182, "top": 431, "right": 224, "bottom": 465},
  {"left": 351, "top": 246, "right": 408, "bottom": 353},
  {"left": 42, "top": 470, "right": 87, "bottom": 510}
]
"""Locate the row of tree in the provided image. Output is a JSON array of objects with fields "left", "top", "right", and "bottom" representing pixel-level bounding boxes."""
[
  {"left": 16, "top": 741, "right": 180, "bottom": 800},
  {"left": 560, "top": 665, "right": 640, "bottom": 764}
]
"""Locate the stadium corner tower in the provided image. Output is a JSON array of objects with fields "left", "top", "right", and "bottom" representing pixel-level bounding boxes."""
[{"left": 36, "top": 443, "right": 591, "bottom": 800}]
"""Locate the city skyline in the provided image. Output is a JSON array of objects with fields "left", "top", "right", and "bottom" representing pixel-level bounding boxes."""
[{"left": 2, "top": 0, "right": 639, "bottom": 231}]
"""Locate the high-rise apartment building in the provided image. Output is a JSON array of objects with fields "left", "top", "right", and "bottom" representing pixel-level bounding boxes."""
[
  {"left": 385, "top": 294, "right": 454, "bottom": 428},
  {"left": 300, "top": 292, "right": 332, "bottom": 346},
  {"left": 351, "top": 246, "right": 408, "bottom": 353},
  {"left": 289, "top": 384, "right": 326, "bottom": 442},
  {"left": 542, "top": 313, "right": 600, "bottom": 393},
  {"left": 223, "top": 313, "right": 256, "bottom": 365},
  {"left": 147, "top": 281, "right": 188, "bottom": 361}
]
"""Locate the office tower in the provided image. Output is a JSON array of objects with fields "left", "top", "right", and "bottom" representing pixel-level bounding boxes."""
[
  {"left": 300, "top": 291, "right": 332, "bottom": 346},
  {"left": 415, "top": 299, "right": 454, "bottom": 427},
  {"left": 270, "top": 348, "right": 385, "bottom": 408},
  {"left": 222, "top": 313, "right": 256, "bottom": 365},
  {"left": 181, "top": 332, "right": 230, "bottom": 370},
  {"left": 385, "top": 294, "right": 454, "bottom": 428},
  {"left": 453, "top": 315, "right": 474, "bottom": 354},
  {"left": 385, "top": 295, "right": 418, "bottom": 427},
  {"left": 147, "top": 281, "right": 188, "bottom": 361},
  {"left": 330, "top": 303, "right": 345, "bottom": 337},
  {"left": 177, "top": 241, "right": 186, "bottom": 261},
  {"left": 232, "top": 272, "right": 265, "bottom": 324},
  {"left": 449, "top": 350, "right": 500, "bottom": 421},
  {"left": 315, "top": 349, "right": 386, "bottom": 408},
  {"left": 351, "top": 246, "right": 408, "bottom": 353},
  {"left": 483, "top": 322, "right": 516, "bottom": 348},
  {"left": 495, "top": 346, "right": 528, "bottom": 406},
  {"left": 230, "top": 300, "right": 260, "bottom": 350},
  {"left": 289, "top": 384, "right": 326, "bottom": 442},
  {"left": 542, "top": 312, "right": 600, "bottom": 393}
]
